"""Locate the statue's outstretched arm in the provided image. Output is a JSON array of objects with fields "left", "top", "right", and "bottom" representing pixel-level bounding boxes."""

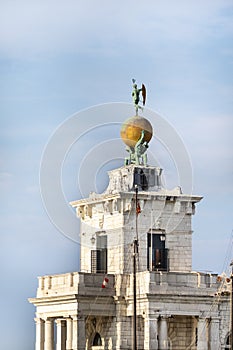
[{"left": 135, "top": 130, "right": 145, "bottom": 148}]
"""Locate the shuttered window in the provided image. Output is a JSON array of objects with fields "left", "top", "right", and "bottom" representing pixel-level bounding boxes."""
[{"left": 91, "top": 249, "right": 107, "bottom": 274}]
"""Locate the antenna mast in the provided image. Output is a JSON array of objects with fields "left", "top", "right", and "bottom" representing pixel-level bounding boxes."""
[
  {"left": 230, "top": 260, "right": 233, "bottom": 350},
  {"left": 133, "top": 185, "right": 139, "bottom": 350}
]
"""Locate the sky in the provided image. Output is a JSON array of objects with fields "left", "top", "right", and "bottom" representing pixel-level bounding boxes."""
[{"left": 0, "top": 0, "right": 233, "bottom": 348}]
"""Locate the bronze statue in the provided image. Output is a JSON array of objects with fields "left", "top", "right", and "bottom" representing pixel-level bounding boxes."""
[
  {"left": 124, "top": 130, "right": 148, "bottom": 166},
  {"left": 132, "top": 79, "right": 146, "bottom": 115},
  {"left": 121, "top": 80, "right": 151, "bottom": 166}
]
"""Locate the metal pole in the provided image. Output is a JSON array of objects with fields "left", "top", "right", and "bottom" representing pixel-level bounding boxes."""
[
  {"left": 133, "top": 186, "right": 139, "bottom": 350},
  {"left": 230, "top": 260, "right": 233, "bottom": 350},
  {"left": 133, "top": 239, "right": 138, "bottom": 350},
  {"left": 149, "top": 209, "right": 153, "bottom": 271}
]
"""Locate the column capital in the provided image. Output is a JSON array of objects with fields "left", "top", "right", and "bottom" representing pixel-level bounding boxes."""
[
  {"left": 71, "top": 315, "right": 78, "bottom": 321},
  {"left": 160, "top": 314, "right": 171, "bottom": 319},
  {"left": 55, "top": 319, "right": 66, "bottom": 325},
  {"left": 198, "top": 315, "right": 207, "bottom": 320},
  {"left": 34, "top": 317, "right": 45, "bottom": 323},
  {"left": 210, "top": 316, "right": 220, "bottom": 321},
  {"left": 72, "top": 315, "right": 85, "bottom": 321},
  {"left": 147, "top": 314, "right": 159, "bottom": 320}
]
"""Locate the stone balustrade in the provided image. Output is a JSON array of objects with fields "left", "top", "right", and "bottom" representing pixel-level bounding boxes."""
[
  {"left": 37, "top": 271, "right": 221, "bottom": 299},
  {"left": 124, "top": 271, "right": 219, "bottom": 298},
  {"left": 149, "top": 270, "right": 218, "bottom": 288},
  {"left": 36, "top": 272, "right": 115, "bottom": 298}
]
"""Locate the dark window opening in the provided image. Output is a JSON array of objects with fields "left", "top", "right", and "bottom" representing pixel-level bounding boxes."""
[
  {"left": 147, "top": 232, "right": 168, "bottom": 271},
  {"left": 134, "top": 169, "right": 148, "bottom": 191},
  {"left": 225, "top": 334, "right": 231, "bottom": 349},
  {"left": 140, "top": 170, "right": 148, "bottom": 190},
  {"left": 91, "top": 234, "right": 107, "bottom": 274},
  {"left": 91, "top": 249, "right": 107, "bottom": 273},
  {"left": 93, "top": 332, "right": 102, "bottom": 346}
]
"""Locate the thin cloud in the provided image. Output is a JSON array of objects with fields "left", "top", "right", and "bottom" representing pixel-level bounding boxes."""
[
  {"left": 0, "top": 172, "right": 14, "bottom": 186},
  {"left": 0, "top": 0, "right": 232, "bottom": 59},
  {"left": 179, "top": 114, "right": 233, "bottom": 194}
]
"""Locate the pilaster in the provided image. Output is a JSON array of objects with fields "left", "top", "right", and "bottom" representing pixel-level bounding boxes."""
[
  {"left": 72, "top": 316, "right": 86, "bottom": 350},
  {"left": 78, "top": 317, "right": 86, "bottom": 350},
  {"left": 144, "top": 315, "right": 159, "bottom": 350},
  {"left": 197, "top": 317, "right": 208, "bottom": 350},
  {"left": 115, "top": 300, "right": 129, "bottom": 349},
  {"left": 209, "top": 317, "right": 220, "bottom": 350},
  {"left": 159, "top": 315, "right": 169, "bottom": 350}
]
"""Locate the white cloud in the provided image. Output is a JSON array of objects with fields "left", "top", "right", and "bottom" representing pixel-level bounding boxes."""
[{"left": 0, "top": 0, "right": 232, "bottom": 59}]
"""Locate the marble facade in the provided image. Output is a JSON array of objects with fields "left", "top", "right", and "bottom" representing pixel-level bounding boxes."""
[{"left": 29, "top": 165, "right": 231, "bottom": 349}]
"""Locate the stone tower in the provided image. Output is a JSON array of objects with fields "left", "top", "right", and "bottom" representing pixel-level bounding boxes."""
[
  {"left": 29, "top": 107, "right": 230, "bottom": 349},
  {"left": 71, "top": 164, "right": 200, "bottom": 276}
]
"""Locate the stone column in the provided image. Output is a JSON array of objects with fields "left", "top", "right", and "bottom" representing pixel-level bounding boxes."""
[
  {"left": 144, "top": 315, "right": 159, "bottom": 350},
  {"left": 44, "top": 318, "right": 54, "bottom": 350},
  {"left": 66, "top": 318, "right": 73, "bottom": 350},
  {"left": 35, "top": 318, "right": 44, "bottom": 350},
  {"left": 115, "top": 299, "right": 130, "bottom": 349},
  {"left": 209, "top": 317, "right": 220, "bottom": 350},
  {"left": 78, "top": 317, "right": 86, "bottom": 350},
  {"left": 197, "top": 317, "right": 208, "bottom": 350},
  {"left": 72, "top": 316, "right": 78, "bottom": 350},
  {"left": 56, "top": 319, "right": 66, "bottom": 350},
  {"left": 72, "top": 316, "right": 86, "bottom": 350},
  {"left": 159, "top": 316, "right": 169, "bottom": 350}
]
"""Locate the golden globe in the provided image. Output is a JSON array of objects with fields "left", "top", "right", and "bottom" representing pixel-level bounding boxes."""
[{"left": 120, "top": 115, "right": 153, "bottom": 148}]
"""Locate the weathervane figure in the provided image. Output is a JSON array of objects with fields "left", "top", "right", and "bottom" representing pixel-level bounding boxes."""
[{"left": 132, "top": 78, "right": 146, "bottom": 115}]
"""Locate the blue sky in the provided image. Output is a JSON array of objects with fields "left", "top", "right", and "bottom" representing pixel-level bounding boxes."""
[{"left": 1, "top": 1, "right": 233, "bottom": 348}]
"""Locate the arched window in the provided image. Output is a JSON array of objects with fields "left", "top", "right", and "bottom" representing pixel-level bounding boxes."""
[{"left": 93, "top": 333, "right": 102, "bottom": 346}]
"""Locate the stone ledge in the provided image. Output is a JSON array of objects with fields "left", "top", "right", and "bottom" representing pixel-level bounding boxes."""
[{"left": 33, "top": 272, "right": 115, "bottom": 298}]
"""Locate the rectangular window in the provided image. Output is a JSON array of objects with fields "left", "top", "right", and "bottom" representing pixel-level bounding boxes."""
[
  {"left": 91, "top": 234, "right": 107, "bottom": 273},
  {"left": 91, "top": 249, "right": 107, "bottom": 273},
  {"left": 147, "top": 232, "right": 168, "bottom": 271}
]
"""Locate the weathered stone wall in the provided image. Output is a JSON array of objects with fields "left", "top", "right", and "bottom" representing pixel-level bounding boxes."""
[
  {"left": 219, "top": 296, "right": 230, "bottom": 347},
  {"left": 70, "top": 164, "right": 201, "bottom": 275},
  {"left": 168, "top": 315, "right": 197, "bottom": 349},
  {"left": 78, "top": 193, "right": 197, "bottom": 275}
]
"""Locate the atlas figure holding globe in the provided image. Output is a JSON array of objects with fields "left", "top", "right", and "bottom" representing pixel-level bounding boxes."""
[
  {"left": 125, "top": 130, "right": 149, "bottom": 166},
  {"left": 120, "top": 80, "right": 153, "bottom": 166}
]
